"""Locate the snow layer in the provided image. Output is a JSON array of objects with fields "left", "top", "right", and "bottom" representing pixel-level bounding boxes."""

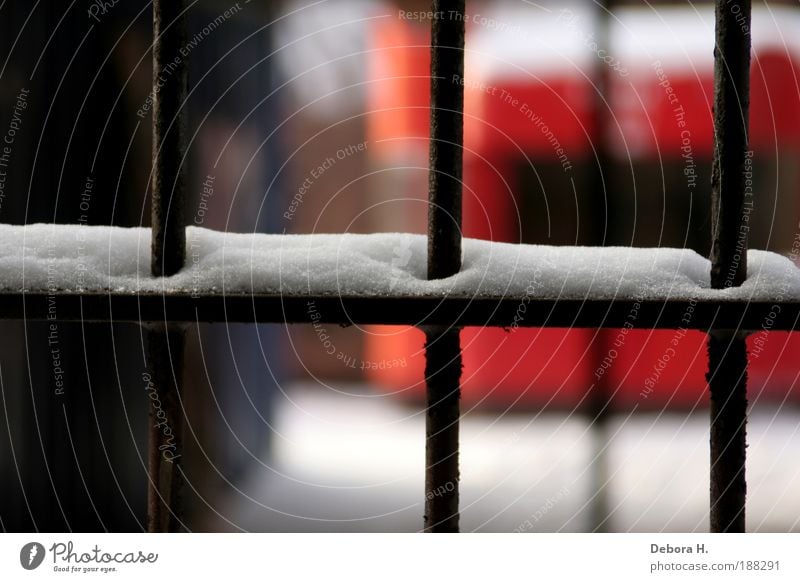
[{"left": 1, "top": 224, "right": 798, "bottom": 302}]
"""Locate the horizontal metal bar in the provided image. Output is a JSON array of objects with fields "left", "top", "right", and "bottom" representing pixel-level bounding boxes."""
[{"left": 5, "top": 292, "right": 799, "bottom": 330}]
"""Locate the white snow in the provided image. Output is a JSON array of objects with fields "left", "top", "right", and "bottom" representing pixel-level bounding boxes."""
[{"left": 1, "top": 223, "right": 799, "bottom": 302}]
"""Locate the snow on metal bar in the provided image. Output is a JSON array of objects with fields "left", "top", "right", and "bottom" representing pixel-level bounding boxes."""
[{"left": 3, "top": 224, "right": 800, "bottom": 303}]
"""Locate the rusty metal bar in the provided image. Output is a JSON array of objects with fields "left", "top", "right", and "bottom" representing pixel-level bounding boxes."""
[
  {"left": 708, "top": 0, "right": 751, "bottom": 533},
  {"left": 586, "top": 0, "right": 614, "bottom": 534},
  {"left": 427, "top": 0, "right": 465, "bottom": 280},
  {"left": 8, "top": 292, "right": 800, "bottom": 330},
  {"left": 424, "top": 0, "right": 465, "bottom": 533},
  {"left": 423, "top": 328, "right": 462, "bottom": 532},
  {"left": 152, "top": 0, "right": 187, "bottom": 277},
  {"left": 710, "top": 0, "right": 751, "bottom": 290},
  {"left": 147, "top": 0, "right": 188, "bottom": 533},
  {"left": 145, "top": 323, "right": 187, "bottom": 532},
  {"left": 708, "top": 330, "right": 748, "bottom": 532}
]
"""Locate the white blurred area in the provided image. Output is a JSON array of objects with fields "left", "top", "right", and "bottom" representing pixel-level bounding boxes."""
[{"left": 212, "top": 382, "right": 800, "bottom": 532}]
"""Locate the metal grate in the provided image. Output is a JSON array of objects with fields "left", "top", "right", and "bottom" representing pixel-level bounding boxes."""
[{"left": 2, "top": 0, "right": 771, "bottom": 533}]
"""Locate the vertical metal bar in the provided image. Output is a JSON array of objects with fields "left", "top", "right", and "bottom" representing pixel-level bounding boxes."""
[
  {"left": 428, "top": 0, "right": 464, "bottom": 280},
  {"left": 424, "top": 0, "right": 465, "bottom": 533},
  {"left": 145, "top": 324, "right": 187, "bottom": 532},
  {"left": 707, "top": 331, "right": 748, "bottom": 532},
  {"left": 424, "top": 328, "right": 462, "bottom": 533},
  {"left": 152, "top": 0, "right": 187, "bottom": 277},
  {"left": 710, "top": 0, "right": 750, "bottom": 290},
  {"left": 147, "top": 0, "right": 188, "bottom": 533},
  {"left": 587, "top": 0, "right": 613, "bottom": 534},
  {"left": 708, "top": 0, "right": 751, "bottom": 533}
]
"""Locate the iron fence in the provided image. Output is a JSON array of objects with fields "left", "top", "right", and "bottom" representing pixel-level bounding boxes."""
[{"left": 1, "top": 0, "right": 776, "bottom": 533}]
